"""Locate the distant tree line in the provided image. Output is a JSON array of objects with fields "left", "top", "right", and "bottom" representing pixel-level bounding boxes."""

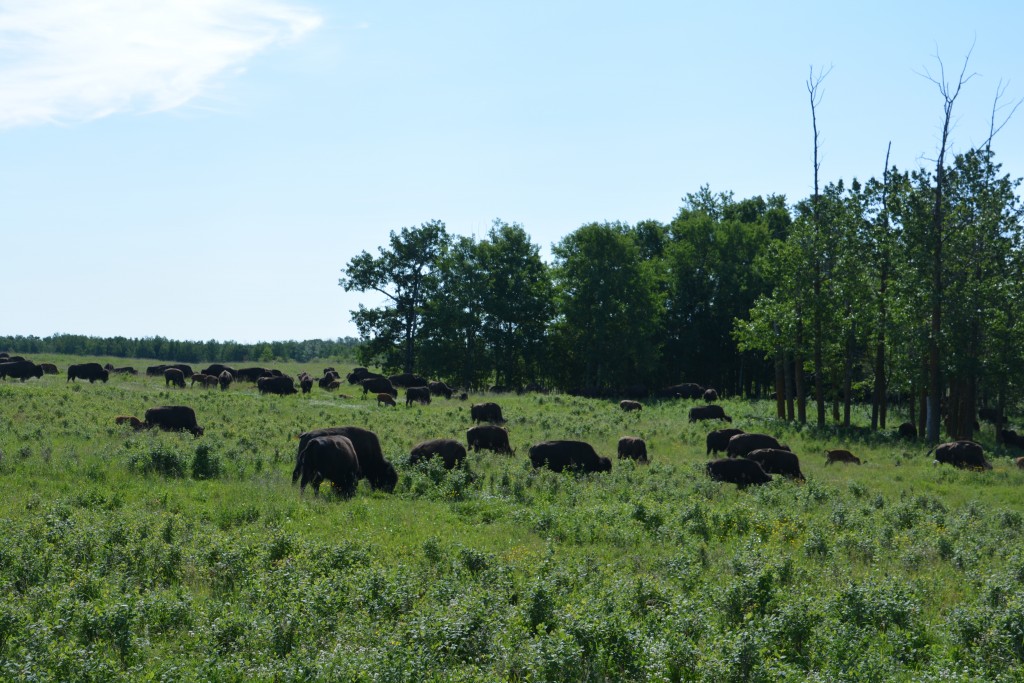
[
  {"left": 341, "top": 60, "right": 1024, "bottom": 442},
  {"left": 0, "top": 334, "right": 361, "bottom": 365}
]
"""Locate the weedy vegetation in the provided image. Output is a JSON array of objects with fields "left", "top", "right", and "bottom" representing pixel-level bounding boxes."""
[{"left": 3, "top": 355, "right": 1024, "bottom": 681}]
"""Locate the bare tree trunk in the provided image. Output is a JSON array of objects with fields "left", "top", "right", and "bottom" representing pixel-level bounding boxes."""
[
  {"left": 774, "top": 346, "right": 786, "bottom": 419},
  {"left": 806, "top": 65, "right": 832, "bottom": 429},
  {"left": 843, "top": 321, "right": 854, "bottom": 427},
  {"left": 795, "top": 318, "right": 807, "bottom": 424},
  {"left": 784, "top": 350, "right": 795, "bottom": 421},
  {"left": 872, "top": 143, "right": 892, "bottom": 431}
]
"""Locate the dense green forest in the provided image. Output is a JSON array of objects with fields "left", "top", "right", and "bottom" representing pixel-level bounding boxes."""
[
  {"left": 342, "top": 151, "right": 1024, "bottom": 443},
  {"left": 0, "top": 334, "right": 360, "bottom": 365}
]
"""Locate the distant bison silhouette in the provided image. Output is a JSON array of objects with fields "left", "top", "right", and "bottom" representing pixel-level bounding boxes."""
[
  {"left": 466, "top": 425, "right": 513, "bottom": 455},
  {"left": 530, "top": 440, "right": 612, "bottom": 474},
  {"left": 409, "top": 438, "right": 467, "bottom": 469},
  {"left": 471, "top": 402, "right": 504, "bottom": 423},
  {"left": 67, "top": 363, "right": 109, "bottom": 383},
  {"left": 619, "top": 400, "right": 643, "bottom": 412},
  {"left": 144, "top": 406, "right": 204, "bottom": 437},
  {"left": 688, "top": 405, "right": 731, "bottom": 423},
  {"left": 726, "top": 433, "right": 788, "bottom": 458},
  {"left": 706, "top": 458, "right": 772, "bottom": 487},
  {"left": 406, "top": 386, "right": 432, "bottom": 406},
  {"left": 927, "top": 440, "right": 991, "bottom": 470},
  {"left": 617, "top": 436, "right": 648, "bottom": 463},
  {"left": 745, "top": 448, "right": 805, "bottom": 480}
]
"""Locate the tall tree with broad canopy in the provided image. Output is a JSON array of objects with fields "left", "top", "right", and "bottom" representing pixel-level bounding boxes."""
[
  {"left": 550, "top": 222, "right": 663, "bottom": 392},
  {"left": 340, "top": 220, "right": 449, "bottom": 373}
]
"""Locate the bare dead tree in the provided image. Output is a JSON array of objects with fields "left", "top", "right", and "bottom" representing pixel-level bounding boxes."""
[
  {"left": 871, "top": 142, "right": 893, "bottom": 431},
  {"left": 917, "top": 46, "right": 976, "bottom": 443},
  {"left": 806, "top": 64, "right": 832, "bottom": 427}
]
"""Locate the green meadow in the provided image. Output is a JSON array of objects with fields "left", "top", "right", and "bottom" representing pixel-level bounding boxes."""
[{"left": 3, "top": 355, "right": 1024, "bottom": 681}]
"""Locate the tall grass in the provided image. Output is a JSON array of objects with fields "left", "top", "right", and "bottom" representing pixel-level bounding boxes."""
[{"left": 1, "top": 355, "right": 1023, "bottom": 680}]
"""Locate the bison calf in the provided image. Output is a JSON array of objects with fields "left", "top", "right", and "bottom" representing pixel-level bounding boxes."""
[
  {"left": 619, "top": 400, "right": 643, "bottom": 413},
  {"left": 825, "top": 449, "right": 861, "bottom": 465},
  {"left": 617, "top": 436, "right": 648, "bottom": 463},
  {"left": 409, "top": 438, "right": 467, "bottom": 469}
]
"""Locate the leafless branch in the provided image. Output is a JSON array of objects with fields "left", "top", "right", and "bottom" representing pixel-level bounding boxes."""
[{"left": 983, "top": 79, "right": 1024, "bottom": 150}]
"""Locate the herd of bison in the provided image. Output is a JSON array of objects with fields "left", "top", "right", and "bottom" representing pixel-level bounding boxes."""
[{"left": 1, "top": 352, "right": 1019, "bottom": 495}]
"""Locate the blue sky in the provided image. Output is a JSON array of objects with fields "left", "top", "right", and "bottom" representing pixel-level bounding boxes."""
[{"left": 3, "top": 1, "right": 1022, "bottom": 344}]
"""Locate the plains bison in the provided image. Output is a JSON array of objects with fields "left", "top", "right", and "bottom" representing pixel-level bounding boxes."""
[
  {"left": 377, "top": 393, "right": 397, "bottom": 407},
  {"left": 296, "top": 435, "right": 360, "bottom": 496},
  {"left": 428, "top": 381, "right": 454, "bottom": 399},
  {"left": 361, "top": 377, "right": 397, "bottom": 398},
  {"left": 202, "top": 364, "right": 236, "bottom": 377},
  {"left": 258, "top": 376, "right": 298, "bottom": 395},
  {"left": 38, "top": 363, "right": 59, "bottom": 375},
  {"left": 927, "top": 441, "right": 992, "bottom": 470},
  {"left": 67, "top": 363, "right": 109, "bottom": 383},
  {"left": 164, "top": 368, "right": 186, "bottom": 388},
  {"left": 688, "top": 405, "right": 732, "bottom": 423},
  {"left": 619, "top": 400, "right": 643, "bottom": 412},
  {"left": 706, "top": 428, "right": 745, "bottom": 456},
  {"left": 726, "top": 433, "right": 788, "bottom": 458},
  {"left": 409, "top": 438, "right": 467, "bottom": 469},
  {"left": 466, "top": 425, "right": 513, "bottom": 455},
  {"left": 897, "top": 422, "right": 917, "bottom": 440},
  {"left": 406, "top": 386, "right": 432, "bottom": 406},
  {"left": 144, "top": 406, "right": 204, "bottom": 437},
  {"left": 294, "top": 426, "right": 398, "bottom": 492},
  {"left": 529, "top": 440, "right": 611, "bottom": 473},
  {"left": 218, "top": 370, "right": 233, "bottom": 391},
  {"left": 703, "top": 388, "right": 719, "bottom": 402},
  {"left": 825, "top": 449, "right": 861, "bottom": 465},
  {"left": 389, "top": 373, "right": 429, "bottom": 388},
  {"left": 470, "top": 402, "right": 505, "bottom": 423},
  {"left": 706, "top": 458, "right": 772, "bottom": 487},
  {"left": 617, "top": 436, "right": 648, "bottom": 463},
  {"left": 745, "top": 448, "right": 805, "bottom": 480},
  {"left": 114, "top": 415, "right": 143, "bottom": 429},
  {"left": 0, "top": 360, "right": 44, "bottom": 381}
]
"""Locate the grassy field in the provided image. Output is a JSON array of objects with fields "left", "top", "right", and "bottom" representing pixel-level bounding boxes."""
[{"left": 2, "top": 354, "right": 1024, "bottom": 681}]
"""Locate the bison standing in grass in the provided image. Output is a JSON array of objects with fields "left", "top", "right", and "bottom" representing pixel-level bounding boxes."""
[
  {"left": 745, "top": 448, "right": 805, "bottom": 481},
  {"left": 706, "top": 458, "right": 772, "bottom": 487},
  {"left": 293, "top": 426, "right": 398, "bottom": 492},
  {"left": 409, "top": 439, "right": 467, "bottom": 469},
  {"left": 164, "top": 368, "right": 186, "bottom": 388},
  {"left": 144, "top": 406, "right": 204, "bottom": 437},
  {"left": 688, "top": 405, "right": 732, "bottom": 423},
  {"left": 619, "top": 400, "right": 643, "bottom": 412},
  {"left": 406, "top": 386, "right": 431, "bottom": 406},
  {"left": 68, "top": 363, "right": 109, "bottom": 383},
  {"left": 825, "top": 449, "right": 861, "bottom": 465},
  {"left": 0, "top": 360, "right": 44, "bottom": 381},
  {"left": 706, "top": 428, "right": 745, "bottom": 456},
  {"left": 928, "top": 441, "right": 992, "bottom": 470},
  {"left": 466, "top": 425, "right": 513, "bottom": 455},
  {"left": 617, "top": 437, "right": 648, "bottom": 463},
  {"left": 529, "top": 440, "right": 612, "bottom": 474},
  {"left": 471, "top": 402, "right": 504, "bottom": 423},
  {"left": 296, "top": 435, "right": 360, "bottom": 497},
  {"left": 727, "top": 433, "right": 788, "bottom": 458}
]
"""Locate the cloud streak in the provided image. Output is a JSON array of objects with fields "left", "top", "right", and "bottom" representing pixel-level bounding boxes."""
[{"left": 0, "top": 0, "right": 321, "bottom": 127}]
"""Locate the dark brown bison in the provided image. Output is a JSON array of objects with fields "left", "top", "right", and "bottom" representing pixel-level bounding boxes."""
[
  {"left": 927, "top": 441, "right": 992, "bottom": 470},
  {"left": 1016, "top": 456, "right": 1024, "bottom": 469},
  {"left": 825, "top": 449, "right": 861, "bottom": 465},
  {"left": 617, "top": 436, "right": 648, "bottom": 463},
  {"left": 235, "top": 367, "right": 272, "bottom": 382},
  {"left": 619, "top": 400, "right": 643, "bottom": 412},
  {"left": 377, "top": 393, "right": 397, "bottom": 407},
  {"left": 296, "top": 435, "right": 360, "bottom": 496},
  {"left": 38, "top": 363, "right": 59, "bottom": 375},
  {"left": 67, "top": 363, "right": 109, "bottom": 383},
  {"left": 164, "top": 368, "right": 186, "bottom": 388},
  {"left": 657, "top": 382, "right": 704, "bottom": 399},
  {"left": 688, "top": 405, "right": 732, "bottom": 423},
  {"left": 428, "top": 381, "right": 454, "bottom": 399},
  {"left": 202, "top": 364, "right": 236, "bottom": 377},
  {"left": 409, "top": 438, "right": 467, "bottom": 469},
  {"left": 346, "top": 367, "right": 383, "bottom": 385},
  {"left": 897, "top": 422, "right": 917, "bottom": 440},
  {"left": 109, "top": 366, "right": 137, "bottom": 375},
  {"left": 361, "top": 377, "right": 397, "bottom": 397},
  {"left": 1001, "top": 429, "right": 1024, "bottom": 449},
  {"left": 218, "top": 370, "right": 233, "bottom": 391},
  {"left": 745, "top": 448, "right": 805, "bottom": 480},
  {"left": 389, "top": 373, "right": 429, "bottom": 388},
  {"left": 0, "top": 360, "right": 44, "bottom": 381},
  {"left": 300, "top": 377, "right": 313, "bottom": 394},
  {"left": 529, "top": 440, "right": 612, "bottom": 473},
  {"left": 703, "top": 388, "right": 719, "bottom": 402},
  {"left": 471, "top": 402, "right": 505, "bottom": 423},
  {"left": 114, "top": 415, "right": 143, "bottom": 429},
  {"left": 466, "top": 425, "right": 513, "bottom": 455},
  {"left": 146, "top": 365, "right": 168, "bottom": 377},
  {"left": 706, "top": 458, "right": 773, "bottom": 487},
  {"left": 406, "top": 386, "right": 432, "bottom": 406},
  {"left": 293, "top": 426, "right": 398, "bottom": 492},
  {"left": 706, "top": 428, "right": 745, "bottom": 456},
  {"left": 727, "top": 433, "right": 788, "bottom": 458},
  {"left": 190, "top": 373, "right": 212, "bottom": 387},
  {"left": 258, "top": 376, "right": 298, "bottom": 395},
  {"left": 144, "top": 406, "right": 204, "bottom": 437}
]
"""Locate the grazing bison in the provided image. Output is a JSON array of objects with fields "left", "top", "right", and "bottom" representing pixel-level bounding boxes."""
[
  {"left": 38, "top": 363, "right": 59, "bottom": 375},
  {"left": 617, "top": 436, "right": 648, "bottom": 463},
  {"left": 235, "top": 367, "right": 272, "bottom": 383},
  {"left": 164, "top": 368, "right": 186, "bottom": 388},
  {"left": 190, "top": 373, "right": 212, "bottom": 387},
  {"left": 619, "top": 400, "right": 643, "bottom": 412},
  {"left": 361, "top": 377, "right": 397, "bottom": 398},
  {"left": 825, "top": 449, "right": 861, "bottom": 465},
  {"left": 927, "top": 441, "right": 992, "bottom": 470},
  {"left": 1016, "top": 456, "right": 1024, "bottom": 470},
  {"left": 218, "top": 370, "right": 233, "bottom": 391},
  {"left": 389, "top": 373, "right": 429, "bottom": 388},
  {"left": 1001, "top": 429, "right": 1024, "bottom": 449},
  {"left": 726, "top": 433, "right": 788, "bottom": 458},
  {"left": 529, "top": 440, "right": 612, "bottom": 473},
  {"left": 293, "top": 426, "right": 398, "bottom": 492},
  {"left": 688, "top": 405, "right": 732, "bottom": 423},
  {"left": 458, "top": 392, "right": 469, "bottom": 401},
  {"left": 300, "top": 377, "right": 313, "bottom": 394},
  {"left": 201, "top": 364, "right": 236, "bottom": 377},
  {"left": 897, "top": 422, "right": 917, "bottom": 440},
  {"left": 109, "top": 366, "right": 137, "bottom": 375},
  {"left": 745, "top": 448, "right": 805, "bottom": 480},
  {"left": 428, "top": 381, "right": 454, "bottom": 399},
  {"left": 377, "top": 393, "right": 397, "bottom": 407},
  {"left": 144, "top": 406, "right": 204, "bottom": 437},
  {"left": 67, "top": 363, "right": 109, "bottom": 383},
  {"left": 296, "top": 435, "right": 360, "bottom": 496},
  {"left": 406, "top": 386, "right": 431, "bottom": 406},
  {"left": 466, "top": 425, "right": 514, "bottom": 455},
  {"left": 319, "top": 373, "right": 340, "bottom": 389},
  {"left": 0, "top": 360, "right": 44, "bottom": 381},
  {"left": 345, "top": 367, "right": 374, "bottom": 384},
  {"left": 471, "top": 402, "right": 505, "bottom": 423},
  {"left": 115, "top": 415, "right": 144, "bottom": 429},
  {"left": 706, "top": 428, "right": 745, "bottom": 456},
  {"left": 703, "top": 388, "right": 719, "bottom": 402},
  {"left": 657, "top": 382, "right": 704, "bottom": 400},
  {"left": 706, "top": 458, "right": 773, "bottom": 487},
  {"left": 258, "top": 376, "right": 298, "bottom": 395},
  {"left": 409, "top": 438, "right": 467, "bottom": 469}
]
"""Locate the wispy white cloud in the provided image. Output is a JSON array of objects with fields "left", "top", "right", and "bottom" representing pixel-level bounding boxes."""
[{"left": 0, "top": 0, "right": 322, "bottom": 127}]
